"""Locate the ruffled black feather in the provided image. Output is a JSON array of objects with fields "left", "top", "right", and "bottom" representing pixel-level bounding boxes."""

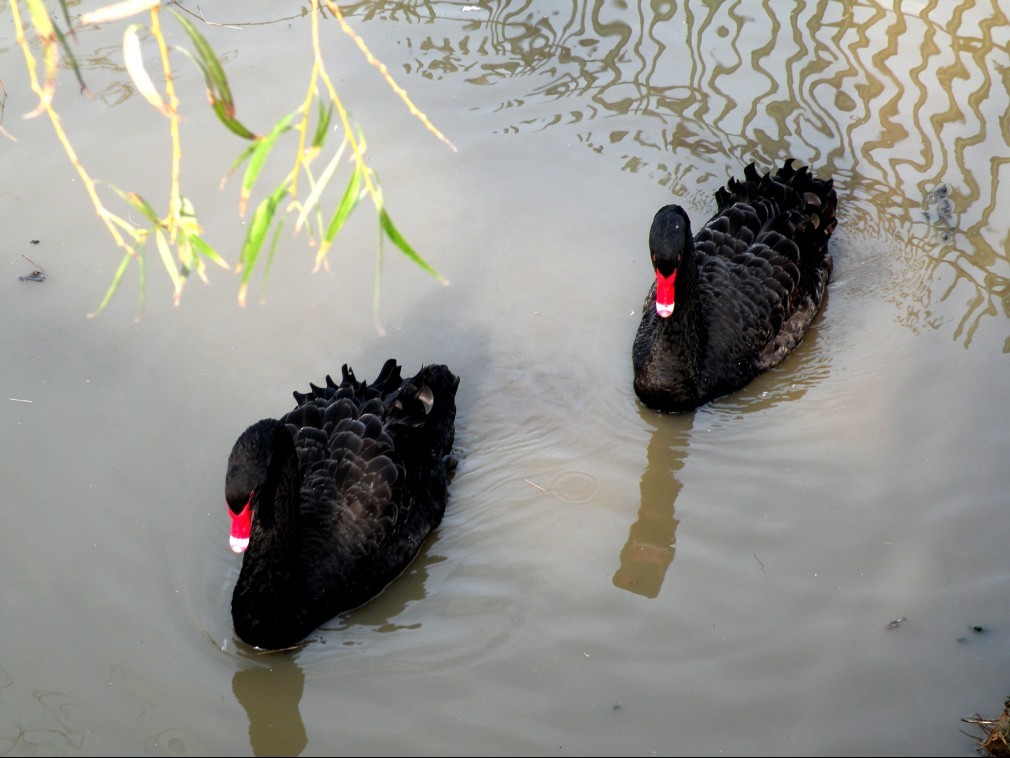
[
  {"left": 226, "top": 360, "right": 459, "bottom": 650},
  {"left": 632, "top": 160, "right": 838, "bottom": 412}
]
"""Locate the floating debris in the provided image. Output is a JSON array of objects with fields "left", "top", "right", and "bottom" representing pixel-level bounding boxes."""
[
  {"left": 962, "top": 697, "right": 1010, "bottom": 757},
  {"left": 926, "top": 182, "right": 949, "bottom": 203},
  {"left": 18, "top": 254, "right": 45, "bottom": 282},
  {"left": 923, "top": 181, "right": 957, "bottom": 241}
]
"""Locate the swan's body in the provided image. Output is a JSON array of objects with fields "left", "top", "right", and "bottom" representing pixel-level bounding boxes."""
[
  {"left": 632, "top": 160, "right": 838, "bottom": 413},
  {"left": 225, "top": 359, "right": 459, "bottom": 650}
]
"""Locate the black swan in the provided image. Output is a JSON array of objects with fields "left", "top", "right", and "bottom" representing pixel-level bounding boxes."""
[
  {"left": 632, "top": 160, "right": 838, "bottom": 413},
  {"left": 225, "top": 359, "right": 459, "bottom": 651}
]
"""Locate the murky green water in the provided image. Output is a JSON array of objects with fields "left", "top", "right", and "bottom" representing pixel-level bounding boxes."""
[{"left": 1, "top": 1, "right": 1008, "bottom": 755}]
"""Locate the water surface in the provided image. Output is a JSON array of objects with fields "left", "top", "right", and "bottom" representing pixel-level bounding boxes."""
[{"left": 1, "top": 1, "right": 1009, "bottom": 755}]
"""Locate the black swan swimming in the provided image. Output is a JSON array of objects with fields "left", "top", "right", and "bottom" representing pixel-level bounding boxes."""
[
  {"left": 632, "top": 160, "right": 838, "bottom": 413},
  {"left": 225, "top": 359, "right": 459, "bottom": 651}
]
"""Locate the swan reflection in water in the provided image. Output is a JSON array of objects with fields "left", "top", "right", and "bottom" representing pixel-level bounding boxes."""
[
  {"left": 612, "top": 412, "right": 689, "bottom": 599},
  {"left": 615, "top": 323, "right": 829, "bottom": 599},
  {"left": 232, "top": 654, "right": 308, "bottom": 757},
  {"left": 231, "top": 547, "right": 443, "bottom": 756}
]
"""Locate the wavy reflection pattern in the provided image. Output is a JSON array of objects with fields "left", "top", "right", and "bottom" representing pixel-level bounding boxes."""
[{"left": 347, "top": 0, "right": 1010, "bottom": 348}]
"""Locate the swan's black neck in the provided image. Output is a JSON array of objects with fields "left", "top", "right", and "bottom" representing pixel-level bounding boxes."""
[
  {"left": 633, "top": 206, "right": 705, "bottom": 412},
  {"left": 252, "top": 423, "right": 301, "bottom": 536},
  {"left": 231, "top": 421, "right": 309, "bottom": 650}
]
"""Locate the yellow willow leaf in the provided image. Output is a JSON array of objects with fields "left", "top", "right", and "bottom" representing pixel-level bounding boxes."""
[
  {"left": 21, "top": 0, "right": 58, "bottom": 118},
  {"left": 154, "top": 229, "right": 184, "bottom": 305},
  {"left": 123, "top": 24, "right": 170, "bottom": 117},
  {"left": 79, "top": 0, "right": 159, "bottom": 26},
  {"left": 295, "top": 137, "right": 348, "bottom": 234},
  {"left": 24, "top": 0, "right": 54, "bottom": 37}
]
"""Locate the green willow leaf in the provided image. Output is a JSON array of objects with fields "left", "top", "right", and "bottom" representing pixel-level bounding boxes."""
[
  {"left": 124, "top": 191, "right": 160, "bottom": 225},
  {"left": 311, "top": 100, "right": 334, "bottom": 150},
  {"left": 238, "top": 181, "right": 289, "bottom": 305},
  {"left": 170, "top": 11, "right": 257, "bottom": 140},
  {"left": 190, "top": 234, "right": 229, "bottom": 269},
  {"left": 241, "top": 112, "right": 296, "bottom": 213},
  {"left": 90, "top": 250, "right": 134, "bottom": 317},
  {"left": 313, "top": 161, "right": 363, "bottom": 270},
  {"left": 52, "top": 22, "right": 88, "bottom": 95},
  {"left": 378, "top": 208, "right": 446, "bottom": 283}
]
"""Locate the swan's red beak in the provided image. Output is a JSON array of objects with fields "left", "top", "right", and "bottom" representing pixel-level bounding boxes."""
[
  {"left": 655, "top": 269, "right": 676, "bottom": 318},
  {"left": 229, "top": 500, "right": 252, "bottom": 553}
]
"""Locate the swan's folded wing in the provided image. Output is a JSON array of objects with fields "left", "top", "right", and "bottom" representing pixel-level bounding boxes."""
[{"left": 295, "top": 413, "right": 403, "bottom": 560}]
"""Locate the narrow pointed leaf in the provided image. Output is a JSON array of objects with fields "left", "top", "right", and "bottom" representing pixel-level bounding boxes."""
[
  {"left": 237, "top": 181, "right": 288, "bottom": 305},
  {"left": 296, "top": 136, "right": 348, "bottom": 233},
  {"left": 124, "top": 191, "right": 160, "bottom": 225},
  {"left": 379, "top": 208, "right": 447, "bottom": 283},
  {"left": 190, "top": 234, "right": 229, "bottom": 269},
  {"left": 313, "top": 162, "right": 363, "bottom": 271},
  {"left": 171, "top": 14, "right": 257, "bottom": 139},
  {"left": 311, "top": 100, "right": 334, "bottom": 150},
  {"left": 52, "top": 23, "right": 88, "bottom": 95},
  {"left": 123, "top": 24, "right": 170, "bottom": 116},
  {"left": 79, "top": 0, "right": 158, "bottom": 25},
  {"left": 155, "top": 229, "right": 184, "bottom": 304},
  {"left": 240, "top": 112, "right": 296, "bottom": 216},
  {"left": 22, "top": 0, "right": 58, "bottom": 117},
  {"left": 89, "top": 250, "right": 134, "bottom": 317}
]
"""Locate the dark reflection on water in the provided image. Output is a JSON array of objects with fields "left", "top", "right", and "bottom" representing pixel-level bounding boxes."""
[
  {"left": 613, "top": 411, "right": 688, "bottom": 599},
  {"left": 615, "top": 316, "right": 828, "bottom": 598},
  {"left": 333, "top": 549, "right": 447, "bottom": 633},
  {"left": 226, "top": 547, "right": 448, "bottom": 754},
  {"left": 233, "top": 654, "right": 308, "bottom": 757}
]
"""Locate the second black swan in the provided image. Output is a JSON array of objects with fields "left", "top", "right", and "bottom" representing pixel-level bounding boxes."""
[
  {"left": 225, "top": 359, "right": 459, "bottom": 651},
  {"left": 632, "top": 160, "right": 838, "bottom": 413}
]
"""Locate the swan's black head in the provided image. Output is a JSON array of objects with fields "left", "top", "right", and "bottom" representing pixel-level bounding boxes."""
[
  {"left": 225, "top": 418, "right": 282, "bottom": 553},
  {"left": 649, "top": 205, "right": 691, "bottom": 272},
  {"left": 648, "top": 205, "right": 691, "bottom": 318}
]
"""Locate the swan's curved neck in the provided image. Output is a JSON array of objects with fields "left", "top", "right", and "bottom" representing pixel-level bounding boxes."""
[{"left": 252, "top": 424, "right": 301, "bottom": 541}]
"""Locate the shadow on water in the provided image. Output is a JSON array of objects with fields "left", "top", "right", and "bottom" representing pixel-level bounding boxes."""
[
  {"left": 232, "top": 653, "right": 307, "bottom": 757},
  {"left": 613, "top": 309, "right": 832, "bottom": 599},
  {"left": 612, "top": 408, "right": 691, "bottom": 599}
]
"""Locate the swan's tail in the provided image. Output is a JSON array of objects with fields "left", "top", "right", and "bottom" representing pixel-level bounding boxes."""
[
  {"left": 715, "top": 159, "right": 835, "bottom": 215},
  {"left": 715, "top": 159, "right": 836, "bottom": 278},
  {"left": 390, "top": 364, "right": 459, "bottom": 459}
]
